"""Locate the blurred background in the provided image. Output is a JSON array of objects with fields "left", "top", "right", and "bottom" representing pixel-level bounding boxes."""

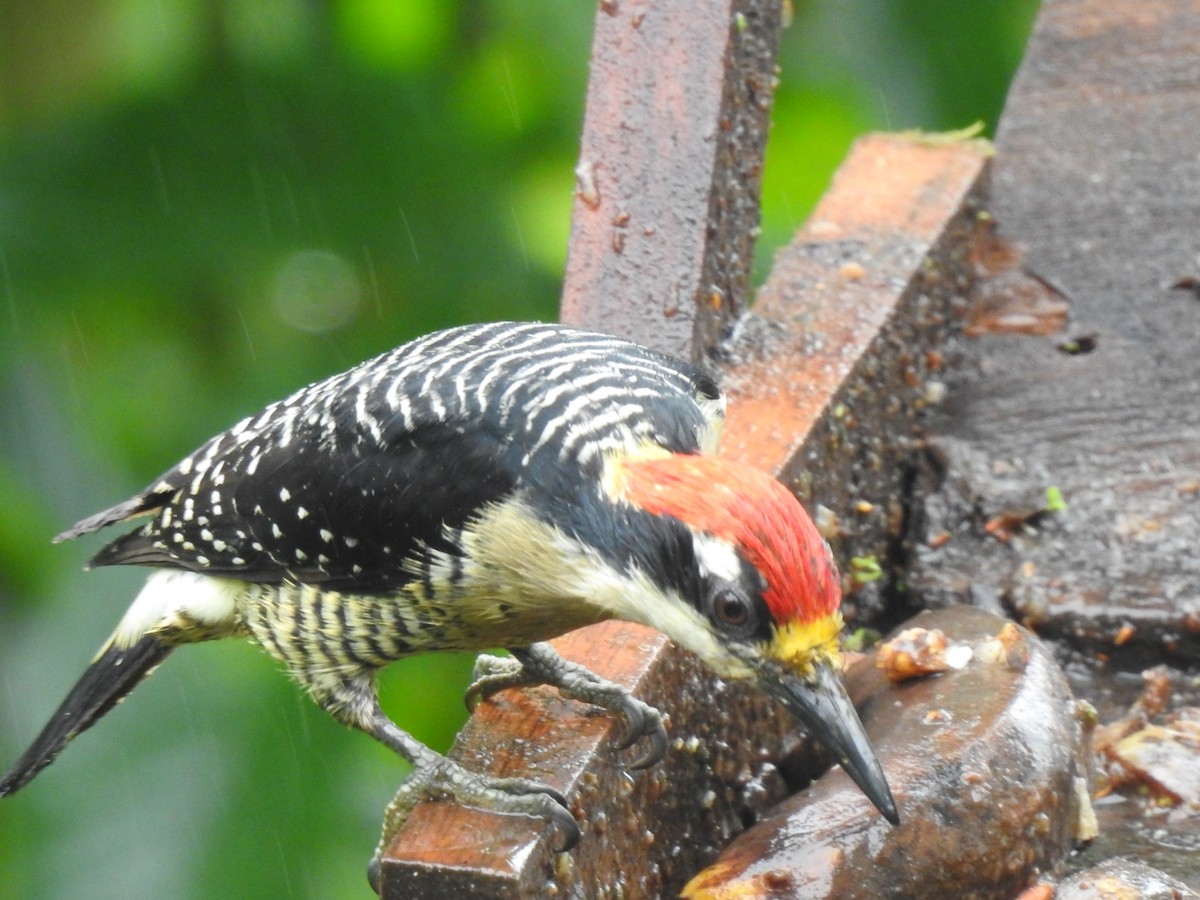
[{"left": 0, "top": 1, "right": 1037, "bottom": 896}]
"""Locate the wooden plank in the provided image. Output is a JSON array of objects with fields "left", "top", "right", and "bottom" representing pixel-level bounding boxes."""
[
  {"left": 559, "top": 0, "right": 783, "bottom": 361},
  {"left": 909, "top": 0, "right": 1200, "bottom": 666},
  {"left": 721, "top": 133, "right": 990, "bottom": 624},
  {"left": 379, "top": 131, "right": 988, "bottom": 897}
]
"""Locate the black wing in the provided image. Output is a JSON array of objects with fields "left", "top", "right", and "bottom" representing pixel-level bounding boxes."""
[
  {"left": 62, "top": 322, "right": 722, "bottom": 593},
  {"left": 80, "top": 416, "right": 513, "bottom": 593}
]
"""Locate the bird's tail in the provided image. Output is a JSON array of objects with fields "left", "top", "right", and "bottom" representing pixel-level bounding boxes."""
[{"left": 0, "top": 635, "right": 171, "bottom": 796}]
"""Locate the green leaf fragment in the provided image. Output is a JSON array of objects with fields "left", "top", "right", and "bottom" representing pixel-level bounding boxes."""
[
  {"left": 849, "top": 555, "right": 883, "bottom": 582},
  {"left": 843, "top": 627, "right": 883, "bottom": 653}
]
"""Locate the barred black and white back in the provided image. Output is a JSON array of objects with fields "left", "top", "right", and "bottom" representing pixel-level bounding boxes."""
[
  {"left": 64, "top": 321, "right": 724, "bottom": 595},
  {"left": 0, "top": 322, "right": 726, "bottom": 797}
]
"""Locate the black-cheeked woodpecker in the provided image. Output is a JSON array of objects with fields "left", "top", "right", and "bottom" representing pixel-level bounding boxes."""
[{"left": 0, "top": 321, "right": 897, "bottom": 882}]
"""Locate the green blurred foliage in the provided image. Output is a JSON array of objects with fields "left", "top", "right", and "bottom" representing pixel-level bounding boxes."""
[{"left": 0, "top": 0, "right": 1036, "bottom": 896}]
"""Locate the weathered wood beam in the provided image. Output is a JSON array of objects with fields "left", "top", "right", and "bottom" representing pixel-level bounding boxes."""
[
  {"left": 723, "top": 134, "right": 990, "bottom": 625},
  {"left": 909, "top": 0, "right": 1200, "bottom": 666},
  {"left": 559, "top": 0, "right": 782, "bottom": 361}
]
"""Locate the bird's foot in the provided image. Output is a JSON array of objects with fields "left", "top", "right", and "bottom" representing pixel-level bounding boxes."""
[
  {"left": 465, "top": 652, "right": 536, "bottom": 706},
  {"left": 368, "top": 752, "right": 579, "bottom": 894},
  {"left": 465, "top": 643, "right": 669, "bottom": 770}
]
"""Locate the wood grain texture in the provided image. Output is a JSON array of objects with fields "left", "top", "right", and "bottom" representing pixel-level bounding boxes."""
[
  {"left": 910, "top": 0, "right": 1200, "bottom": 664},
  {"left": 560, "top": 0, "right": 782, "bottom": 361}
]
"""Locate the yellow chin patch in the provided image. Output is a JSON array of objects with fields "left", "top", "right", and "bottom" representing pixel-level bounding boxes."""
[{"left": 771, "top": 613, "right": 845, "bottom": 677}]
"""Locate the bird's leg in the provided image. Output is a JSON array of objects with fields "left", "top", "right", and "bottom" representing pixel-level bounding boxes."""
[
  {"left": 369, "top": 717, "right": 579, "bottom": 855},
  {"left": 466, "top": 642, "right": 669, "bottom": 770},
  {"left": 309, "top": 674, "right": 578, "bottom": 894}
]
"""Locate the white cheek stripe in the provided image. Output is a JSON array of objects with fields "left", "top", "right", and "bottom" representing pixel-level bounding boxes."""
[
  {"left": 692, "top": 533, "right": 742, "bottom": 582},
  {"left": 571, "top": 545, "right": 754, "bottom": 681}
]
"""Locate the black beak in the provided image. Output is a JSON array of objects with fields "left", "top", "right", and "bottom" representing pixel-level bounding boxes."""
[{"left": 766, "top": 659, "right": 899, "bottom": 824}]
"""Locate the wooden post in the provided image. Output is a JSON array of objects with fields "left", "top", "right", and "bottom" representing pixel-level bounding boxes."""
[{"left": 559, "top": 0, "right": 783, "bottom": 361}]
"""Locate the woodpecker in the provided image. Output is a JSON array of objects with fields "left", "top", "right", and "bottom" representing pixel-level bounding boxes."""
[{"left": 1, "top": 321, "right": 896, "bottom": 880}]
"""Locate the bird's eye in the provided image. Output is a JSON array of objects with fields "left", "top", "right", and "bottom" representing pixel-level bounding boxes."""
[
  {"left": 708, "top": 586, "right": 756, "bottom": 636},
  {"left": 713, "top": 590, "right": 748, "bottom": 625}
]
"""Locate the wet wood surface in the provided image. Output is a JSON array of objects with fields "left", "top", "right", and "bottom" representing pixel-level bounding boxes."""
[
  {"left": 683, "top": 608, "right": 1092, "bottom": 900},
  {"left": 559, "top": 0, "right": 782, "bottom": 361},
  {"left": 909, "top": 0, "right": 1200, "bottom": 667},
  {"left": 721, "top": 134, "right": 988, "bottom": 625}
]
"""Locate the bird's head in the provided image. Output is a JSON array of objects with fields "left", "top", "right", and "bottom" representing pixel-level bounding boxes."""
[{"left": 606, "top": 451, "right": 898, "bottom": 824}]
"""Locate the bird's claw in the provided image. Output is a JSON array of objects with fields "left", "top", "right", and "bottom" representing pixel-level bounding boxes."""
[
  {"left": 614, "top": 698, "right": 669, "bottom": 770},
  {"left": 510, "top": 644, "right": 671, "bottom": 771},
  {"left": 464, "top": 653, "right": 534, "bottom": 711},
  {"left": 540, "top": 788, "right": 583, "bottom": 852}
]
